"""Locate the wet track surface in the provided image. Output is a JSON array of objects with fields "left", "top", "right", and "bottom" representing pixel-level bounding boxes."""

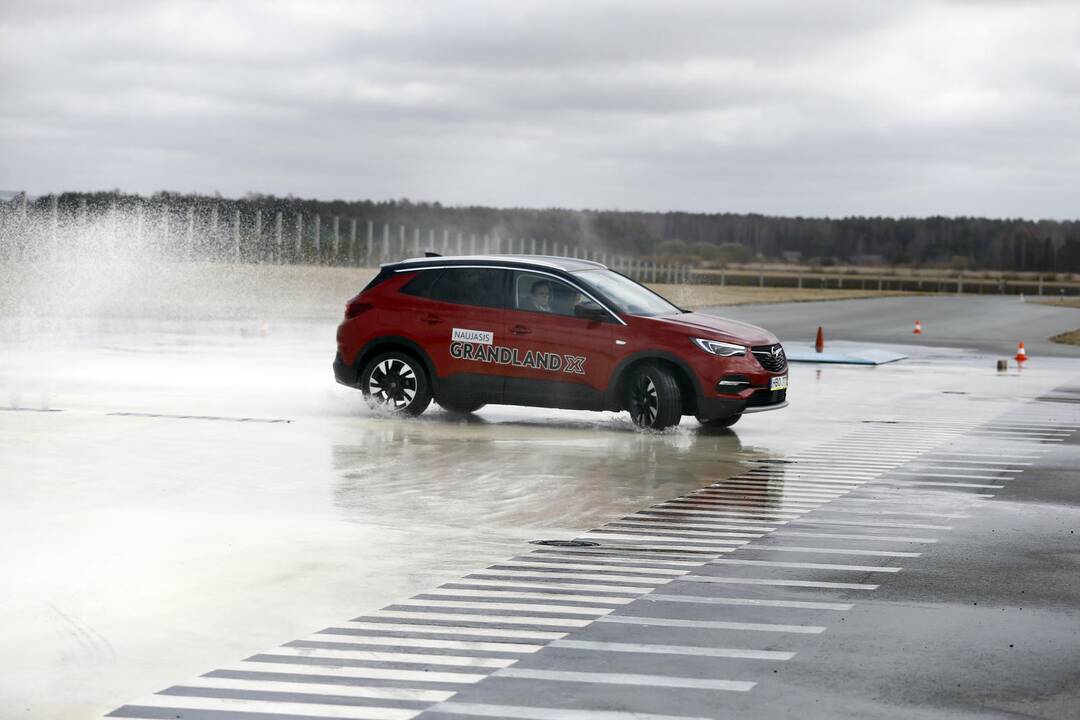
[{"left": 2, "top": 300, "right": 1079, "bottom": 719}]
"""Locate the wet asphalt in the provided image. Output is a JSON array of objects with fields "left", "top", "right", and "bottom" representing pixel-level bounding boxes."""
[{"left": 2, "top": 296, "right": 1079, "bottom": 719}]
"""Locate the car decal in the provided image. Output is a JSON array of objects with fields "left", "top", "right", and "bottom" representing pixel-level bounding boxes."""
[
  {"left": 451, "top": 327, "right": 494, "bottom": 345},
  {"left": 450, "top": 341, "right": 586, "bottom": 375}
]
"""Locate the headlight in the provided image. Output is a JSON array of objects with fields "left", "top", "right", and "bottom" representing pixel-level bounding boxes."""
[{"left": 691, "top": 338, "right": 747, "bottom": 357}]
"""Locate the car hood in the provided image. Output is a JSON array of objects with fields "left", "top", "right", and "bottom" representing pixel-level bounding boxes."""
[{"left": 641, "top": 311, "right": 779, "bottom": 346}]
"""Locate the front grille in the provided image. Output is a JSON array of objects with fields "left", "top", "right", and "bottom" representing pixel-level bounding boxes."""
[
  {"left": 751, "top": 344, "right": 787, "bottom": 372},
  {"left": 747, "top": 389, "right": 786, "bottom": 407}
]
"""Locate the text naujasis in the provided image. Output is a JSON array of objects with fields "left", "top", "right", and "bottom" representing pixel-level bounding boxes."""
[{"left": 450, "top": 341, "right": 586, "bottom": 374}]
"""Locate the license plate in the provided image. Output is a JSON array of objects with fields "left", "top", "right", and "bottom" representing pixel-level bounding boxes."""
[{"left": 770, "top": 375, "right": 788, "bottom": 391}]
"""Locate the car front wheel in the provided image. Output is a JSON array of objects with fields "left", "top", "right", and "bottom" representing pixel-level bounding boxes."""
[
  {"left": 626, "top": 364, "right": 682, "bottom": 430},
  {"left": 359, "top": 351, "right": 432, "bottom": 416}
]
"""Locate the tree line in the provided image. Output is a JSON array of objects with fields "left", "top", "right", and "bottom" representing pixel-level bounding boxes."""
[{"left": 6, "top": 190, "right": 1080, "bottom": 272}]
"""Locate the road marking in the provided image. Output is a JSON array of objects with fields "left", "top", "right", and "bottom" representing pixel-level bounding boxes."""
[
  {"left": 897, "top": 481, "right": 1005, "bottom": 489},
  {"left": 514, "top": 554, "right": 701, "bottom": 570},
  {"left": 466, "top": 573, "right": 664, "bottom": 590},
  {"left": 792, "top": 518, "right": 953, "bottom": 530},
  {"left": 367, "top": 611, "right": 592, "bottom": 627},
  {"left": 889, "top": 471, "right": 1015, "bottom": 480},
  {"left": 261, "top": 647, "right": 516, "bottom": 667},
  {"left": 431, "top": 701, "right": 716, "bottom": 720},
  {"left": 492, "top": 667, "right": 755, "bottom": 691},
  {"left": 110, "top": 694, "right": 419, "bottom": 719},
  {"left": 584, "top": 532, "right": 746, "bottom": 547},
  {"left": 490, "top": 560, "right": 687, "bottom": 576},
  {"left": 643, "top": 594, "right": 853, "bottom": 610},
  {"left": 291, "top": 637, "right": 542, "bottom": 653},
  {"left": 710, "top": 558, "right": 901, "bottom": 573},
  {"left": 774, "top": 530, "right": 938, "bottom": 543},
  {"left": 419, "top": 590, "right": 634, "bottom": 605},
  {"left": 809, "top": 509, "right": 970, "bottom": 519},
  {"left": 172, "top": 674, "right": 455, "bottom": 701},
  {"left": 392, "top": 600, "right": 614, "bottom": 616},
  {"left": 595, "top": 615, "right": 826, "bottom": 634},
  {"left": 679, "top": 576, "right": 879, "bottom": 590},
  {"left": 336, "top": 622, "right": 567, "bottom": 640},
  {"left": 449, "top": 579, "right": 643, "bottom": 595},
  {"left": 751, "top": 545, "right": 921, "bottom": 557},
  {"left": 226, "top": 660, "right": 486, "bottom": 683},
  {"left": 549, "top": 638, "right": 795, "bottom": 660}
]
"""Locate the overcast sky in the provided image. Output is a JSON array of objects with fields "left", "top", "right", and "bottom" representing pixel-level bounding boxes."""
[{"left": 1, "top": 0, "right": 1077, "bottom": 218}]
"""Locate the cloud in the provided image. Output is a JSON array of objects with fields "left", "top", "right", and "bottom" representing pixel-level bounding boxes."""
[{"left": 0, "top": 0, "right": 1077, "bottom": 218}]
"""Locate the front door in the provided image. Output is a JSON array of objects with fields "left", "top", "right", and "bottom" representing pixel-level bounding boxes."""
[{"left": 501, "top": 270, "right": 616, "bottom": 410}]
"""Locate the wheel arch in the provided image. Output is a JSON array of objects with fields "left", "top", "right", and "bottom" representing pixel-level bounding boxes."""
[
  {"left": 607, "top": 350, "right": 702, "bottom": 417},
  {"left": 356, "top": 336, "right": 437, "bottom": 388}
]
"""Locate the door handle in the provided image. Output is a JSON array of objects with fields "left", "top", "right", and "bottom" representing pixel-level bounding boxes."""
[
  {"left": 510, "top": 324, "right": 532, "bottom": 336},
  {"left": 422, "top": 313, "right": 443, "bottom": 324}
]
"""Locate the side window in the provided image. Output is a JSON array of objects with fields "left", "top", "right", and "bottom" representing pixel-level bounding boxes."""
[
  {"left": 514, "top": 272, "right": 587, "bottom": 318},
  {"left": 399, "top": 269, "right": 444, "bottom": 298},
  {"left": 421, "top": 268, "right": 506, "bottom": 309}
]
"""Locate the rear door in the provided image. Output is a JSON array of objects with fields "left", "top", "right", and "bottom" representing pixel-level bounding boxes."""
[
  {"left": 399, "top": 266, "right": 509, "bottom": 404},
  {"left": 501, "top": 270, "right": 617, "bottom": 409}
]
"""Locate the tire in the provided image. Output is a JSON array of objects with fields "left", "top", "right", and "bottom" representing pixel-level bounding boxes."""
[
  {"left": 697, "top": 414, "right": 742, "bottom": 429},
  {"left": 439, "top": 399, "right": 487, "bottom": 414},
  {"left": 626, "top": 364, "right": 682, "bottom": 430},
  {"left": 359, "top": 351, "right": 432, "bottom": 416}
]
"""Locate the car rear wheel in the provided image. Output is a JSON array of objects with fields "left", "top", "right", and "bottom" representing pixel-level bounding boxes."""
[
  {"left": 697, "top": 414, "right": 741, "bottom": 429},
  {"left": 439, "top": 399, "right": 487, "bottom": 414},
  {"left": 626, "top": 364, "right": 682, "bottom": 430},
  {"left": 359, "top": 351, "right": 432, "bottom": 416}
]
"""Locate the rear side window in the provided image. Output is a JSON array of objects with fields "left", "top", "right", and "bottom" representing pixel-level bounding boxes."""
[{"left": 402, "top": 267, "right": 506, "bottom": 309}]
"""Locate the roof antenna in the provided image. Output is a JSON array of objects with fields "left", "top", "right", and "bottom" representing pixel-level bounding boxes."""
[{"left": 424, "top": 251, "right": 442, "bottom": 257}]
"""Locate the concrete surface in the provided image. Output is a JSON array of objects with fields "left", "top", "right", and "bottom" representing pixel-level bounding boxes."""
[{"left": 1, "top": 292, "right": 1079, "bottom": 719}]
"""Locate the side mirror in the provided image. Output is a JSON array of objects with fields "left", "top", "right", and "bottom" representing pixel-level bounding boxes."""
[{"left": 574, "top": 303, "right": 610, "bottom": 323}]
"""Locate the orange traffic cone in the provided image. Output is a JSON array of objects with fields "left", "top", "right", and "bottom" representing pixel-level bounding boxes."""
[
  {"left": 815, "top": 326, "right": 825, "bottom": 353},
  {"left": 1014, "top": 342, "right": 1028, "bottom": 363},
  {"left": 913, "top": 320, "right": 922, "bottom": 335}
]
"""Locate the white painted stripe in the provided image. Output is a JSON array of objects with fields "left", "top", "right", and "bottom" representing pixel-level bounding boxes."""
[
  {"left": 812, "top": 509, "right": 970, "bottom": 519},
  {"left": 421, "top": 590, "right": 634, "bottom": 605},
  {"left": 749, "top": 469, "right": 876, "bottom": 478},
  {"left": 929, "top": 452, "right": 1041, "bottom": 458},
  {"left": 339, "top": 621, "right": 566, "bottom": 640},
  {"left": 231, "top": 660, "right": 485, "bottom": 683},
  {"left": 679, "top": 576, "right": 879, "bottom": 590},
  {"left": 550, "top": 638, "right": 795, "bottom": 660},
  {"left": 586, "top": 543, "right": 734, "bottom": 554},
  {"left": 472, "top": 572, "right": 673, "bottom": 586},
  {"left": 263, "top": 646, "right": 514, "bottom": 667},
  {"left": 633, "top": 513, "right": 777, "bottom": 531},
  {"left": 890, "top": 471, "right": 1012, "bottom": 480},
  {"left": 775, "top": 530, "right": 938, "bottom": 543},
  {"left": 911, "top": 459, "right": 1032, "bottom": 466},
  {"left": 529, "top": 551, "right": 705, "bottom": 566},
  {"left": 122, "top": 694, "right": 419, "bottom": 719},
  {"left": 433, "top": 701, "right": 715, "bottom": 720},
  {"left": 492, "top": 560, "right": 687, "bottom": 576},
  {"left": 671, "top": 500, "right": 812, "bottom": 514},
  {"left": 793, "top": 518, "right": 953, "bottom": 530},
  {"left": 906, "top": 466, "right": 1023, "bottom": 473},
  {"left": 596, "top": 615, "right": 825, "bottom": 634},
  {"left": 692, "top": 491, "right": 833, "bottom": 504},
  {"left": 178, "top": 675, "right": 454, "bottom": 702},
  {"left": 637, "top": 509, "right": 784, "bottom": 525},
  {"left": 660, "top": 500, "right": 807, "bottom": 518},
  {"left": 604, "top": 523, "right": 764, "bottom": 538},
  {"left": 643, "top": 594, "right": 853, "bottom": 610},
  {"left": 370, "top": 611, "right": 592, "bottom": 627},
  {"left": 493, "top": 667, "right": 755, "bottom": 692},
  {"left": 898, "top": 481, "right": 1004, "bottom": 489},
  {"left": 756, "top": 545, "right": 920, "bottom": 558},
  {"left": 710, "top": 479, "right": 855, "bottom": 491},
  {"left": 710, "top": 558, "right": 901, "bottom": 573},
  {"left": 301, "top": 634, "right": 543, "bottom": 653},
  {"left": 456, "top": 578, "right": 652, "bottom": 594},
  {"left": 584, "top": 532, "right": 746, "bottom": 547},
  {"left": 393, "top": 599, "right": 613, "bottom": 615}
]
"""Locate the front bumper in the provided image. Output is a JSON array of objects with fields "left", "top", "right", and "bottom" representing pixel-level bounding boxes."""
[{"left": 696, "top": 387, "right": 787, "bottom": 420}]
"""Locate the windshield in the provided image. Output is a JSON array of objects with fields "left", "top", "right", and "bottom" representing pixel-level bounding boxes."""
[{"left": 573, "top": 269, "right": 682, "bottom": 317}]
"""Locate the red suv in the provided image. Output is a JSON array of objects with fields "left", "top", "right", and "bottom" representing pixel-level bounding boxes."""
[{"left": 334, "top": 255, "right": 787, "bottom": 429}]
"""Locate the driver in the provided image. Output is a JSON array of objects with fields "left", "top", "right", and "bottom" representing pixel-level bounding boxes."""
[{"left": 523, "top": 280, "right": 552, "bottom": 312}]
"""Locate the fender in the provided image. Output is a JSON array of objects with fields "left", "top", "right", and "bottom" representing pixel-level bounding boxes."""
[{"left": 605, "top": 349, "right": 706, "bottom": 410}]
